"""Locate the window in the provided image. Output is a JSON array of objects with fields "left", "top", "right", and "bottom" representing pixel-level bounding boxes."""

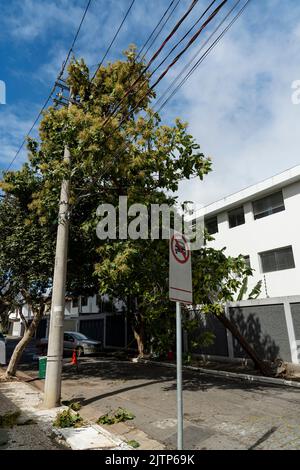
[
  {"left": 72, "top": 297, "right": 78, "bottom": 308},
  {"left": 64, "top": 333, "right": 75, "bottom": 342},
  {"left": 243, "top": 255, "right": 251, "bottom": 268},
  {"left": 260, "top": 246, "right": 295, "bottom": 273},
  {"left": 228, "top": 206, "right": 245, "bottom": 228},
  {"left": 81, "top": 296, "right": 88, "bottom": 307},
  {"left": 205, "top": 216, "right": 218, "bottom": 235},
  {"left": 253, "top": 191, "right": 285, "bottom": 220}
]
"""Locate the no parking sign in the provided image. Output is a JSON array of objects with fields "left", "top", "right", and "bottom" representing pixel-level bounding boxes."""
[{"left": 169, "top": 231, "right": 192, "bottom": 304}]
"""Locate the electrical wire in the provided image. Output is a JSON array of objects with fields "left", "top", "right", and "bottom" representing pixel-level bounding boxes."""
[
  {"left": 99, "top": 0, "right": 200, "bottom": 130},
  {"left": 114, "top": 0, "right": 228, "bottom": 133},
  {"left": 3, "top": 0, "right": 93, "bottom": 173},
  {"left": 149, "top": 0, "right": 218, "bottom": 76},
  {"left": 154, "top": 0, "right": 243, "bottom": 111},
  {"left": 137, "top": 0, "right": 181, "bottom": 61},
  {"left": 156, "top": 0, "right": 251, "bottom": 114},
  {"left": 92, "top": 0, "right": 136, "bottom": 80},
  {"left": 79, "top": 0, "right": 252, "bottom": 195}
]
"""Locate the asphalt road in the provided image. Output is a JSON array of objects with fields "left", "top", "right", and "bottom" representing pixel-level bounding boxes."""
[{"left": 60, "top": 358, "right": 300, "bottom": 450}]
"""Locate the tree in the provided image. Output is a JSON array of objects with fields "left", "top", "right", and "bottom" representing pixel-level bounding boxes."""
[
  {"left": 0, "top": 48, "right": 211, "bottom": 372},
  {"left": 0, "top": 193, "right": 54, "bottom": 377},
  {"left": 192, "top": 246, "right": 272, "bottom": 376}
]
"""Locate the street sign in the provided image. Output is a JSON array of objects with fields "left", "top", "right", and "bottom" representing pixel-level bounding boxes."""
[
  {"left": 169, "top": 231, "right": 193, "bottom": 450},
  {"left": 169, "top": 231, "right": 193, "bottom": 304}
]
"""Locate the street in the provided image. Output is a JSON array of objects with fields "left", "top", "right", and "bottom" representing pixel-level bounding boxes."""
[{"left": 57, "top": 358, "right": 300, "bottom": 450}]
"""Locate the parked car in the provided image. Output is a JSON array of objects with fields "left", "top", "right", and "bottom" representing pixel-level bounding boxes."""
[{"left": 37, "top": 331, "right": 102, "bottom": 356}]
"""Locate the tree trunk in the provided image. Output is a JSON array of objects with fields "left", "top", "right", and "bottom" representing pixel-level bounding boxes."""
[
  {"left": 5, "top": 304, "right": 45, "bottom": 378},
  {"left": 133, "top": 327, "right": 145, "bottom": 358},
  {"left": 214, "top": 311, "right": 273, "bottom": 377}
]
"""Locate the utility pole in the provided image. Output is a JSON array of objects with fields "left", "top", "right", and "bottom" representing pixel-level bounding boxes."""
[{"left": 44, "top": 85, "right": 72, "bottom": 408}]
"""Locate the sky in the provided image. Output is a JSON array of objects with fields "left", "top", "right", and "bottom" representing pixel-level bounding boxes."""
[{"left": 1, "top": 0, "right": 300, "bottom": 208}]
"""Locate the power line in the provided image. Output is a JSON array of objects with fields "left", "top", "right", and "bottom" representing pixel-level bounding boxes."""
[
  {"left": 87, "top": 0, "right": 181, "bottom": 75},
  {"left": 5, "top": 85, "right": 56, "bottom": 172},
  {"left": 92, "top": 0, "right": 136, "bottom": 80},
  {"left": 137, "top": 0, "right": 181, "bottom": 61},
  {"left": 154, "top": 0, "right": 242, "bottom": 110},
  {"left": 3, "top": 0, "right": 93, "bottom": 174},
  {"left": 156, "top": 0, "right": 251, "bottom": 114},
  {"left": 114, "top": 0, "right": 228, "bottom": 133},
  {"left": 149, "top": 0, "right": 218, "bottom": 77},
  {"left": 99, "top": 0, "right": 200, "bottom": 131},
  {"left": 59, "top": 0, "right": 93, "bottom": 80},
  {"left": 79, "top": 0, "right": 251, "bottom": 195}
]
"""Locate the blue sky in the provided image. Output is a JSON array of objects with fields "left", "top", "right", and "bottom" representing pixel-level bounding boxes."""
[{"left": 1, "top": 0, "right": 300, "bottom": 206}]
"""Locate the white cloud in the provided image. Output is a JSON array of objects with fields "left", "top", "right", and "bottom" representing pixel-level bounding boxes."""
[
  {"left": 161, "top": 0, "right": 300, "bottom": 205},
  {"left": 0, "top": 106, "right": 37, "bottom": 168}
]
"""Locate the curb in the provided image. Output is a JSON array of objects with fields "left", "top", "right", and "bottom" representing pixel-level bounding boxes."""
[{"left": 141, "top": 359, "right": 300, "bottom": 389}]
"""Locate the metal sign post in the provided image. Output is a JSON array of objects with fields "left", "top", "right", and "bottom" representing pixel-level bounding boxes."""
[
  {"left": 169, "top": 231, "right": 193, "bottom": 451},
  {"left": 176, "top": 301, "right": 183, "bottom": 450}
]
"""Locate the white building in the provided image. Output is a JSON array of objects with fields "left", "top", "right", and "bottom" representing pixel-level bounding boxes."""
[
  {"left": 195, "top": 165, "right": 300, "bottom": 299},
  {"left": 8, "top": 294, "right": 128, "bottom": 348}
]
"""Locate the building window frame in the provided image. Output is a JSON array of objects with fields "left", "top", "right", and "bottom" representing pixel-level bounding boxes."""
[
  {"left": 205, "top": 215, "right": 218, "bottom": 235},
  {"left": 259, "top": 245, "right": 295, "bottom": 273},
  {"left": 252, "top": 190, "right": 285, "bottom": 220},
  {"left": 228, "top": 206, "right": 245, "bottom": 229}
]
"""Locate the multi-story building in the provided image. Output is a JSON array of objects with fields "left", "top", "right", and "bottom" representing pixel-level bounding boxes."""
[
  {"left": 194, "top": 165, "right": 300, "bottom": 299},
  {"left": 8, "top": 294, "right": 131, "bottom": 349}
]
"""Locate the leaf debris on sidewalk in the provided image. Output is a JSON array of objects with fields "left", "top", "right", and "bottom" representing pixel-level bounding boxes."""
[{"left": 97, "top": 407, "right": 135, "bottom": 425}]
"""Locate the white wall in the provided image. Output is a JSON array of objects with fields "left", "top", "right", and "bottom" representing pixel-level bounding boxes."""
[{"left": 206, "top": 181, "right": 300, "bottom": 298}]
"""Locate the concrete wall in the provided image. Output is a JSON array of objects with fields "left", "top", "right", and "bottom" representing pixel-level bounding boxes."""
[{"left": 192, "top": 296, "right": 300, "bottom": 364}]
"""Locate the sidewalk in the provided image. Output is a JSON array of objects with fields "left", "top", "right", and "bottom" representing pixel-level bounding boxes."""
[{"left": 0, "top": 380, "right": 63, "bottom": 450}]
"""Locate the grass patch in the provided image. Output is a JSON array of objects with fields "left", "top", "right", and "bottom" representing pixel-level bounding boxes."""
[
  {"left": 97, "top": 408, "right": 135, "bottom": 425},
  {"left": 0, "top": 411, "right": 21, "bottom": 428},
  {"left": 53, "top": 408, "right": 83, "bottom": 428}
]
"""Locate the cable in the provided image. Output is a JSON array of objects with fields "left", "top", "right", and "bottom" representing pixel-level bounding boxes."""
[
  {"left": 137, "top": 0, "right": 181, "bottom": 61},
  {"left": 150, "top": 0, "right": 228, "bottom": 90},
  {"left": 3, "top": 0, "right": 93, "bottom": 173},
  {"left": 114, "top": 0, "right": 228, "bottom": 133},
  {"left": 59, "top": 0, "right": 93, "bottom": 80},
  {"left": 156, "top": 0, "right": 251, "bottom": 114},
  {"left": 4, "top": 85, "right": 57, "bottom": 172},
  {"left": 87, "top": 0, "right": 181, "bottom": 77},
  {"left": 154, "top": 0, "right": 243, "bottom": 111},
  {"left": 92, "top": 0, "right": 136, "bottom": 80},
  {"left": 79, "top": 0, "right": 251, "bottom": 196},
  {"left": 149, "top": 0, "right": 218, "bottom": 76},
  {"left": 99, "top": 0, "right": 200, "bottom": 131}
]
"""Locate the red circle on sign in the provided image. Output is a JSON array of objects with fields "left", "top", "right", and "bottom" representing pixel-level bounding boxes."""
[{"left": 171, "top": 234, "right": 190, "bottom": 264}]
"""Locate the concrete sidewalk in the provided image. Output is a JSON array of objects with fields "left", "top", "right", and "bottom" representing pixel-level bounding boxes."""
[
  {"left": 0, "top": 381, "right": 63, "bottom": 450},
  {"left": 0, "top": 376, "right": 135, "bottom": 450}
]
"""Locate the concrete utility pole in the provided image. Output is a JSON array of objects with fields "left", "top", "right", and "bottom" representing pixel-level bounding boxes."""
[{"left": 44, "top": 88, "right": 72, "bottom": 408}]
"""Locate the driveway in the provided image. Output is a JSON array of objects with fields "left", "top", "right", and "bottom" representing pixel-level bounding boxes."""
[{"left": 60, "top": 357, "right": 300, "bottom": 450}]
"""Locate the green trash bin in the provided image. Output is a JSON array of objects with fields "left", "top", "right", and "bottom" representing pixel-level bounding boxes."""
[{"left": 39, "top": 356, "right": 47, "bottom": 379}]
